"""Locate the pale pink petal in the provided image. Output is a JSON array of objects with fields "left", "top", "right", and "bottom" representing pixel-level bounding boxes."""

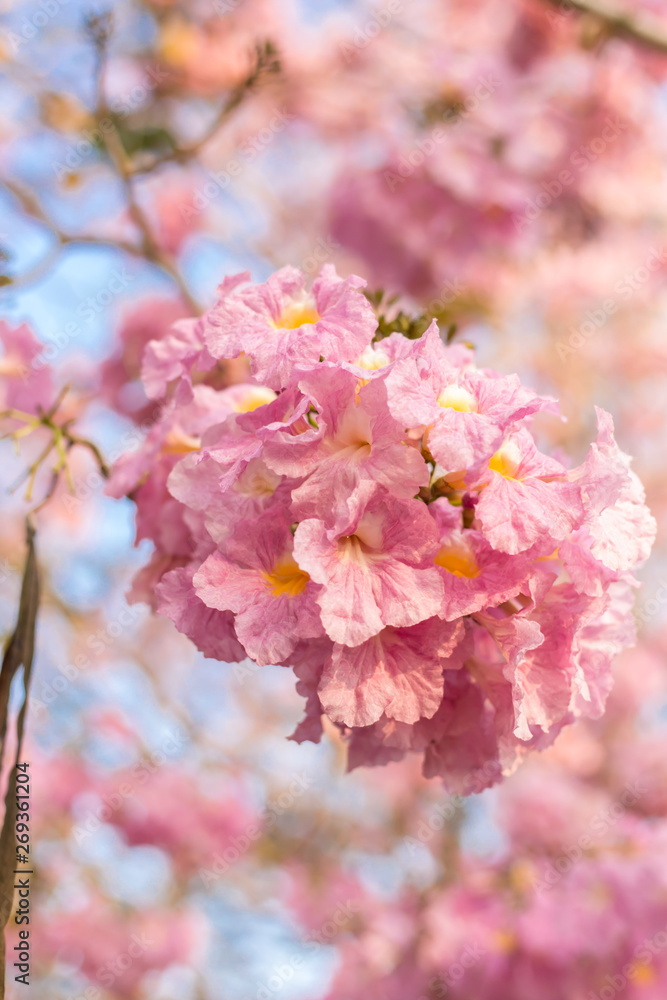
[
  {"left": 156, "top": 566, "right": 246, "bottom": 662},
  {"left": 319, "top": 618, "right": 463, "bottom": 727}
]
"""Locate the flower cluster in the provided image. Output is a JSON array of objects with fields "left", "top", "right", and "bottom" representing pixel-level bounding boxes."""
[
  {"left": 282, "top": 641, "right": 667, "bottom": 1000},
  {"left": 109, "top": 264, "right": 655, "bottom": 792},
  {"left": 289, "top": 816, "right": 667, "bottom": 1000}
]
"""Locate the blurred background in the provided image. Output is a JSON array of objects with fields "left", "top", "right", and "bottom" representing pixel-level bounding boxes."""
[{"left": 1, "top": 0, "right": 667, "bottom": 997}]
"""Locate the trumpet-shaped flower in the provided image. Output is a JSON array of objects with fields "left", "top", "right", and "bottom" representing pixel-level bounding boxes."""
[
  {"left": 111, "top": 264, "right": 654, "bottom": 791},
  {"left": 194, "top": 507, "right": 323, "bottom": 666},
  {"left": 319, "top": 616, "right": 464, "bottom": 727},
  {"left": 293, "top": 486, "right": 444, "bottom": 647},
  {"left": 202, "top": 265, "right": 378, "bottom": 389}
]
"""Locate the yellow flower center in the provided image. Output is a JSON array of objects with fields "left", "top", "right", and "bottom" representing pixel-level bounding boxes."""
[
  {"left": 262, "top": 555, "right": 309, "bottom": 598},
  {"left": 437, "top": 384, "right": 477, "bottom": 412},
  {"left": 162, "top": 428, "right": 201, "bottom": 455},
  {"left": 355, "top": 345, "right": 391, "bottom": 371},
  {"left": 536, "top": 547, "right": 560, "bottom": 562},
  {"left": 435, "top": 541, "right": 480, "bottom": 578},
  {"left": 493, "top": 929, "right": 517, "bottom": 954},
  {"left": 0, "top": 356, "right": 27, "bottom": 378},
  {"left": 273, "top": 301, "right": 321, "bottom": 330},
  {"left": 488, "top": 441, "right": 522, "bottom": 481},
  {"left": 629, "top": 962, "right": 656, "bottom": 986},
  {"left": 158, "top": 18, "right": 199, "bottom": 68},
  {"left": 233, "top": 387, "right": 277, "bottom": 413}
]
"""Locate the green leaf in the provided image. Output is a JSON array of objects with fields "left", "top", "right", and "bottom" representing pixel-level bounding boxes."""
[{"left": 111, "top": 122, "right": 177, "bottom": 158}]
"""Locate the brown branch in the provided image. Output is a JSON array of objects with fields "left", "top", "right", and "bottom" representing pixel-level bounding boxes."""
[
  {"left": 0, "top": 176, "right": 198, "bottom": 309},
  {"left": 1, "top": 15, "right": 201, "bottom": 314},
  {"left": 131, "top": 41, "right": 281, "bottom": 175},
  {"left": 3, "top": 385, "right": 110, "bottom": 511},
  {"left": 64, "top": 432, "right": 110, "bottom": 479},
  {"left": 0, "top": 523, "right": 39, "bottom": 999},
  {"left": 90, "top": 32, "right": 201, "bottom": 314},
  {"left": 542, "top": 0, "right": 667, "bottom": 56},
  {"left": 1, "top": 31, "right": 278, "bottom": 308}
]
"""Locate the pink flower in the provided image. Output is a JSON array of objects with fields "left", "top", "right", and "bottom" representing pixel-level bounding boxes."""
[
  {"left": 142, "top": 316, "right": 217, "bottom": 401},
  {"left": 0, "top": 320, "right": 54, "bottom": 415},
  {"left": 293, "top": 486, "right": 445, "bottom": 647},
  {"left": 156, "top": 565, "right": 246, "bottom": 662},
  {"left": 111, "top": 263, "right": 654, "bottom": 789},
  {"left": 471, "top": 427, "right": 585, "bottom": 554},
  {"left": 101, "top": 297, "right": 189, "bottom": 420},
  {"left": 201, "top": 265, "right": 377, "bottom": 389},
  {"left": 573, "top": 407, "right": 656, "bottom": 572},
  {"left": 106, "top": 385, "right": 240, "bottom": 607},
  {"left": 319, "top": 616, "right": 463, "bottom": 728},
  {"left": 287, "top": 637, "right": 333, "bottom": 745},
  {"left": 185, "top": 385, "right": 317, "bottom": 491},
  {"left": 329, "top": 167, "right": 519, "bottom": 303},
  {"left": 106, "top": 764, "right": 259, "bottom": 875},
  {"left": 289, "top": 365, "right": 428, "bottom": 522},
  {"left": 167, "top": 386, "right": 310, "bottom": 543},
  {"left": 430, "top": 498, "right": 538, "bottom": 620},
  {"left": 385, "top": 322, "right": 556, "bottom": 476},
  {"left": 172, "top": 453, "right": 287, "bottom": 546},
  {"left": 194, "top": 506, "right": 323, "bottom": 666},
  {"left": 34, "top": 901, "right": 205, "bottom": 996},
  {"left": 141, "top": 172, "right": 202, "bottom": 255},
  {"left": 408, "top": 663, "right": 507, "bottom": 794}
]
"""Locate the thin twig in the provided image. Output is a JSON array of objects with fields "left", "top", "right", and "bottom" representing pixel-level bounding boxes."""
[
  {"left": 3, "top": 383, "right": 110, "bottom": 510},
  {"left": 541, "top": 0, "right": 667, "bottom": 55},
  {"left": 9, "top": 435, "right": 56, "bottom": 499},
  {"left": 0, "top": 181, "right": 199, "bottom": 308},
  {"left": 131, "top": 42, "right": 281, "bottom": 175},
  {"left": 0, "top": 178, "right": 175, "bottom": 292},
  {"left": 64, "top": 432, "right": 110, "bottom": 478},
  {"left": 1, "top": 30, "right": 278, "bottom": 306},
  {"left": 90, "top": 26, "right": 201, "bottom": 314}
]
